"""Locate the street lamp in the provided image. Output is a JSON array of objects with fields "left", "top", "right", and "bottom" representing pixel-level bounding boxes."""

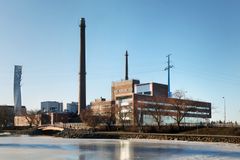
[{"left": 222, "top": 97, "right": 226, "bottom": 124}]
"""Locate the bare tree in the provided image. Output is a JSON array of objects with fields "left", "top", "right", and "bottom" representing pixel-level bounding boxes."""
[
  {"left": 88, "top": 115, "right": 102, "bottom": 130},
  {"left": 91, "top": 103, "right": 116, "bottom": 131},
  {"left": 169, "top": 90, "right": 189, "bottom": 130},
  {"left": 80, "top": 108, "right": 102, "bottom": 130},
  {"left": 80, "top": 108, "right": 92, "bottom": 123},
  {"left": 24, "top": 110, "right": 41, "bottom": 127},
  {"left": 173, "top": 90, "right": 186, "bottom": 99},
  {"left": 101, "top": 113, "right": 115, "bottom": 131},
  {"left": 138, "top": 102, "right": 163, "bottom": 131},
  {"left": 147, "top": 105, "right": 163, "bottom": 131},
  {"left": 115, "top": 104, "right": 133, "bottom": 130}
]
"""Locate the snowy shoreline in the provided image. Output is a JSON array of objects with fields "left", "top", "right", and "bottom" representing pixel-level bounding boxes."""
[
  {"left": 56, "top": 130, "right": 240, "bottom": 144},
  {"left": 1, "top": 135, "right": 240, "bottom": 160}
]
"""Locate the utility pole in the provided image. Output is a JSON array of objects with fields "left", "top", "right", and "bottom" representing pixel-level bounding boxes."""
[{"left": 164, "top": 54, "right": 173, "bottom": 97}]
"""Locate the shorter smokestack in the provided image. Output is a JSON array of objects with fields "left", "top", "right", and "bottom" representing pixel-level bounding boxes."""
[{"left": 125, "top": 50, "right": 129, "bottom": 80}]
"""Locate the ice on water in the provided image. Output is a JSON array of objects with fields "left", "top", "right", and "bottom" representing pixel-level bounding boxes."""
[{"left": 0, "top": 136, "right": 240, "bottom": 160}]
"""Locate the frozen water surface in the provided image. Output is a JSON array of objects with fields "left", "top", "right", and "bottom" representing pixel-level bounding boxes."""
[{"left": 0, "top": 135, "right": 240, "bottom": 160}]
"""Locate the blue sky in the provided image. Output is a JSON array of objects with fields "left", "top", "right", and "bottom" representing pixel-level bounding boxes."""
[{"left": 0, "top": 0, "right": 240, "bottom": 122}]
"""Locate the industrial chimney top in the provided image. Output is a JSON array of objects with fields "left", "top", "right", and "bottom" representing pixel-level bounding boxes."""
[{"left": 80, "top": 18, "right": 86, "bottom": 27}]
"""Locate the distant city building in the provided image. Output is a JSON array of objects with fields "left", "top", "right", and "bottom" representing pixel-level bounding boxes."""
[
  {"left": 41, "top": 101, "right": 63, "bottom": 113},
  {"left": 0, "top": 105, "right": 27, "bottom": 127},
  {"left": 67, "top": 102, "right": 78, "bottom": 113},
  {"left": 14, "top": 113, "right": 43, "bottom": 127},
  {"left": 90, "top": 97, "right": 115, "bottom": 117},
  {"left": 0, "top": 105, "right": 14, "bottom": 127},
  {"left": 14, "top": 65, "right": 22, "bottom": 115}
]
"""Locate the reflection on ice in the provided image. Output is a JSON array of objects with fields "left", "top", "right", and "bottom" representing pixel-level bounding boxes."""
[
  {"left": 0, "top": 136, "right": 240, "bottom": 160},
  {"left": 78, "top": 139, "right": 132, "bottom": 160},
  {"left": 78, "top": 154, "right": 86, "bottom": 160},
  {"left": 120, "top": 140, "right": 130, "bottom": 160}
]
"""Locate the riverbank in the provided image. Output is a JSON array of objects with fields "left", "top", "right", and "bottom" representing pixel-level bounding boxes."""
[
  {"left": 2, "top": 127, "right": 240, "bottom": 144},
  {"left": 1, "top": 128, "right": 41, "bottom": 135},
  {"left": 55, "top": 129, "right": 240, "bottom": 144}
]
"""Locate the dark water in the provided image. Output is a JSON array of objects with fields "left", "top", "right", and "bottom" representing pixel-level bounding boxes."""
[{"left": 0, "top": 135, "right": 240, "bottom": 160}]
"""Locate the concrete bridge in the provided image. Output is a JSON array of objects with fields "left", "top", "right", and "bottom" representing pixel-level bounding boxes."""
[
  {"left": 37, "top": 123, "right": 90, "bottom": 132},
  {"left": 38, "top": 125, "right": 64, "bottom": 132}
]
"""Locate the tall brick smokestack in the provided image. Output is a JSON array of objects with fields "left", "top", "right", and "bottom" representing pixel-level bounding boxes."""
[
  {"left": 78, "top": 18, "right": 86, "bottom": 115},
  {"left": 125, "top": 50, "right": 128, "bottom": 80}
]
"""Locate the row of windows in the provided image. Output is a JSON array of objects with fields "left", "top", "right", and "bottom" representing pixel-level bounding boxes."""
[
  {"left": 136, "top": 91, "right": 151, "bottom": 95},
  {"left": 135, "top": 84, "right": 150, "bottom": 93},
  {"left": 137, "top": 100, "right": 210, "bottom": 110},
  {"left": 142, "top": 115, "right": 208, "bottom": 125},
  {"left": 114, "top": 88, "right": 131, "bottom": 93}
]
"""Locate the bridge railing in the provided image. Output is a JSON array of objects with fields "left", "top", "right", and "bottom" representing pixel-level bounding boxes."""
[{"left": 53, "top": 122, "right": 91, "bottom": 130}]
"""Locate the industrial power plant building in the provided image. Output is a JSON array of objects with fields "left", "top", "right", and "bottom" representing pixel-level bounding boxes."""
[
  {"left": 90, "top": 52, "right": 211, "bottom": 127},
  {"left": 91, "top": 79, "right": 211, "bottom": 126}
]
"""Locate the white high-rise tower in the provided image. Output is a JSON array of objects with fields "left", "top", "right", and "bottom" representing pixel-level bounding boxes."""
[{"left": 14, "top": 65, "right": 22, "bottom": 115}]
